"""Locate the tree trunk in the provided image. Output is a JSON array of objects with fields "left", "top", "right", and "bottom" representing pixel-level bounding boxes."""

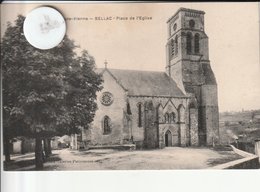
[
  {"left": 43, "top": 138, "right": 52, "bottom": 157},
  {"left": 4, "top": 137, "right": 11, "bottom": 162},
  {"left": 43, "top": 138, "right": 50, "bottom": 158},
  {"left": 47, "top": 139, "right": 52, "bottom": 155},
  {"left": 35, "top": 136, "right": 44, "bottom": 170}
]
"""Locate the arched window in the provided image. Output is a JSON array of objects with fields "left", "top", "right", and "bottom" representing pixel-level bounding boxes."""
[
  {"left": 165, "top": 113, "right": 169, "bottom": 123},
  {"left": 103, "top": 116, "right": 111, "bottom": 134},
  {"left": 138, "top": 103, "right": 142, "bottom": 127},
  {"left": 127, "top": 102, "right": 132, "bottom": 115},
  {"left": 175, "top": 36, "right": 178, "bottom": 55},
  {"left": 171, "top": 39, "right": 175, "bottom": 57},
  {"left": 169, "top": 113, "right": 172, "bottom": 123},
  {"left": 157, "top": 105, "right": 164, "bottom": 124},
  {"left": 170, "top": 112, "right": 176, "bottom": 123},
  {"left": 194, "top": 33, "right": 200, "bottom": 54},
  {"left": 189, "top": 20, "right": 195, "bottom": 28},
  {"left": 186, "top": 33, "right": 192, "bottom": 54}
]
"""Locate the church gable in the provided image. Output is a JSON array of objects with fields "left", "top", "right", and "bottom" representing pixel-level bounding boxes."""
[
  {"left": 98, "top": 68, "right": 128, "bottom": 93},
  {"left": 90, "top": 69, "right": 127, "bottom": 145},
  {"left": 158, "top": 99, "right": 186, "bottom": 125}
]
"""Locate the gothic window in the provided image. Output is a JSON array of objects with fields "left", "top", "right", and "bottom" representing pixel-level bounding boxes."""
[
  {"left": 138, "top": 103, "right": 142, "bottom": 127},
  {"left": 171, "top": 39, "right": 175, "bottom": 57},
  {"left": 169, "top": 113, "right": 172, "bottom": 123},
  {"left": 165, "top": 113, "right": 169, "bottom": 123},
  {"left": 175, "top": 36, "right": 178, "bottom": 55},
  {"left": 170, "top": 112, "right": 176, "bottom": 123},
  {"left": 173, "top": 23, "right": 177, "bottom": 31},
  {"left": 186, "top": 33, "right": 192, "bottom": 54},
  {"left": 158, "top": 105, "right": 164, "bottom": 124},
  {"left": 103, "top": 116, "right": 111, "bottom": 135},
  {"left": 194, "top": 33, "right": 200, "bottom": 54},
  {"left": 127, "top": 102, "right": 132, "bottom": 115}
]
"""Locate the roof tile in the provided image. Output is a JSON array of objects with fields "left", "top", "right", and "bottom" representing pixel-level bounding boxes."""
[{"left": 97, "top": 68, "right": 186, "bottom": 97}]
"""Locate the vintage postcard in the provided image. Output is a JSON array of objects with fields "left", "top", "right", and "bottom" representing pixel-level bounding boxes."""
[{"left": 1, "top": 2, "right": 260, "bottom": 172}]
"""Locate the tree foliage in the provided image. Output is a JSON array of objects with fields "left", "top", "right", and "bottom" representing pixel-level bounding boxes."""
[
  {"left": 57, "top": 50, "right": 103, "bottom": 135},
  {"left": 2, "top": 15, "right": 103, "bottom": 164}
]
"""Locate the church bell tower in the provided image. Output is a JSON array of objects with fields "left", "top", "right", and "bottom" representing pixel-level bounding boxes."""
[{"left": 166, "top": 8, "right": 219, "bottom": 146}]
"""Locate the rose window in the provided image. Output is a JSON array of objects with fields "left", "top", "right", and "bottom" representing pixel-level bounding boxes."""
[{"left": 100, "top": 92, "right": 113, "bottom": 106}]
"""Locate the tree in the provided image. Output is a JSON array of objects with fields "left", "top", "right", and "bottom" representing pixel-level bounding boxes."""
[
  {"left": 60, "top": 51, "right": 103, "bottom": 134},
  {"left": 2, "top": 15, "right": 102, "bottom": 169}
]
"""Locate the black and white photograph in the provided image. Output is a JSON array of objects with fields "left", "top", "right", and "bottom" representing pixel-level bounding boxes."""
[{"left": 1, "top": 2, "right": 260, "bottom": 172}]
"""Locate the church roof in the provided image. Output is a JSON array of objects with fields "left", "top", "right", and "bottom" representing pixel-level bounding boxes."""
[{"left": 96, "top": 68, "right": 187, "bottom": 98}]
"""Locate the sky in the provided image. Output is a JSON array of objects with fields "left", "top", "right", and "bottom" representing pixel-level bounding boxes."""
[{"left": 1, "top": 2, "right": 260, "bottom": 112}]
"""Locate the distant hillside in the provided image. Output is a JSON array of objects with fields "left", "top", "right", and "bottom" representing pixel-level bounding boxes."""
[
  {"left": 219, "top": 109, "right": 260, "bottom": 144},
  {"left": 220, "top": 109, "right": 260, "bottom": 123}
]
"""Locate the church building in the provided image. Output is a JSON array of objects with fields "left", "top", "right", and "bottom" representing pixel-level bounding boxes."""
[{"left": 80, "top": 8, "right": 220, "bottom": 149}]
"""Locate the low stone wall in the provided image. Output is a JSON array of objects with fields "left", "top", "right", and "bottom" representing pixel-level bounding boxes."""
[
  {"left": 255, "top": 139, "right": 260, "bottom": 161},
  {"left": 88, "top": 144, "right": 136, "bottom": 151},
  {"left": 211, "top": 145, "right": 259, "bottom": 169}
]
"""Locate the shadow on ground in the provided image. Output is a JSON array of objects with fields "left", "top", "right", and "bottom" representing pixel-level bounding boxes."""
[
  {"left": 207, "top": 152, "right": 243, "bottom": 166},
  {"left": 4, "top": 154, "right": 61, "bottom": 171},
  {"left": 71, "top": 150, "right": 116, "bottom": 157}
]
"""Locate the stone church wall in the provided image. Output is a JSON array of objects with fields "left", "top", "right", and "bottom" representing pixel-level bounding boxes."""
[
  {"left": 173, "top": 60, "right": 219, "bottom": 146},
  {"left": 89, "top": 71, "right": 127, "bottom": 145},
  {"left": 166, "top": 8, "right": 219, "bottom": 147},
  {"left": 167, "top": 62, "right": 185, "bottom": 93},
  {"left": 189, "top": 108, "right": 199, "bottom": 146},
  {"left": 128, "top": 96, "right": 188, "bottom": 148},
  {"left": 88, "top": 72, "right": 189, "bottom": 148},
  {"left": 159, "top": 124, "right": 180, "bottom": 148},
  {"left": 201, "top": 85, "right": 219, "bottom": 145},
  {"left": 179, "top": 123, "right": 186, "bottom": 146},
  {"left": 182, "top": 60, "right": 205, "bottom": 86},
  {"left": 127, "top": 97, "right": 145, "bottom": 147}
]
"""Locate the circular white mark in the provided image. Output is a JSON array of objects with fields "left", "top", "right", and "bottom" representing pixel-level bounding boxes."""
[{"left": 23, "top": 7, "right": 66, "bottom": 50}]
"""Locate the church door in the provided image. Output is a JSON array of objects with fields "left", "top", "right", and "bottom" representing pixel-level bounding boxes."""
[
  {"left": 144, "top": 100, "right": 159, "bottom": 149},
  {"left": 165, "top": 130, "right": 172, "bottom": 147}
]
